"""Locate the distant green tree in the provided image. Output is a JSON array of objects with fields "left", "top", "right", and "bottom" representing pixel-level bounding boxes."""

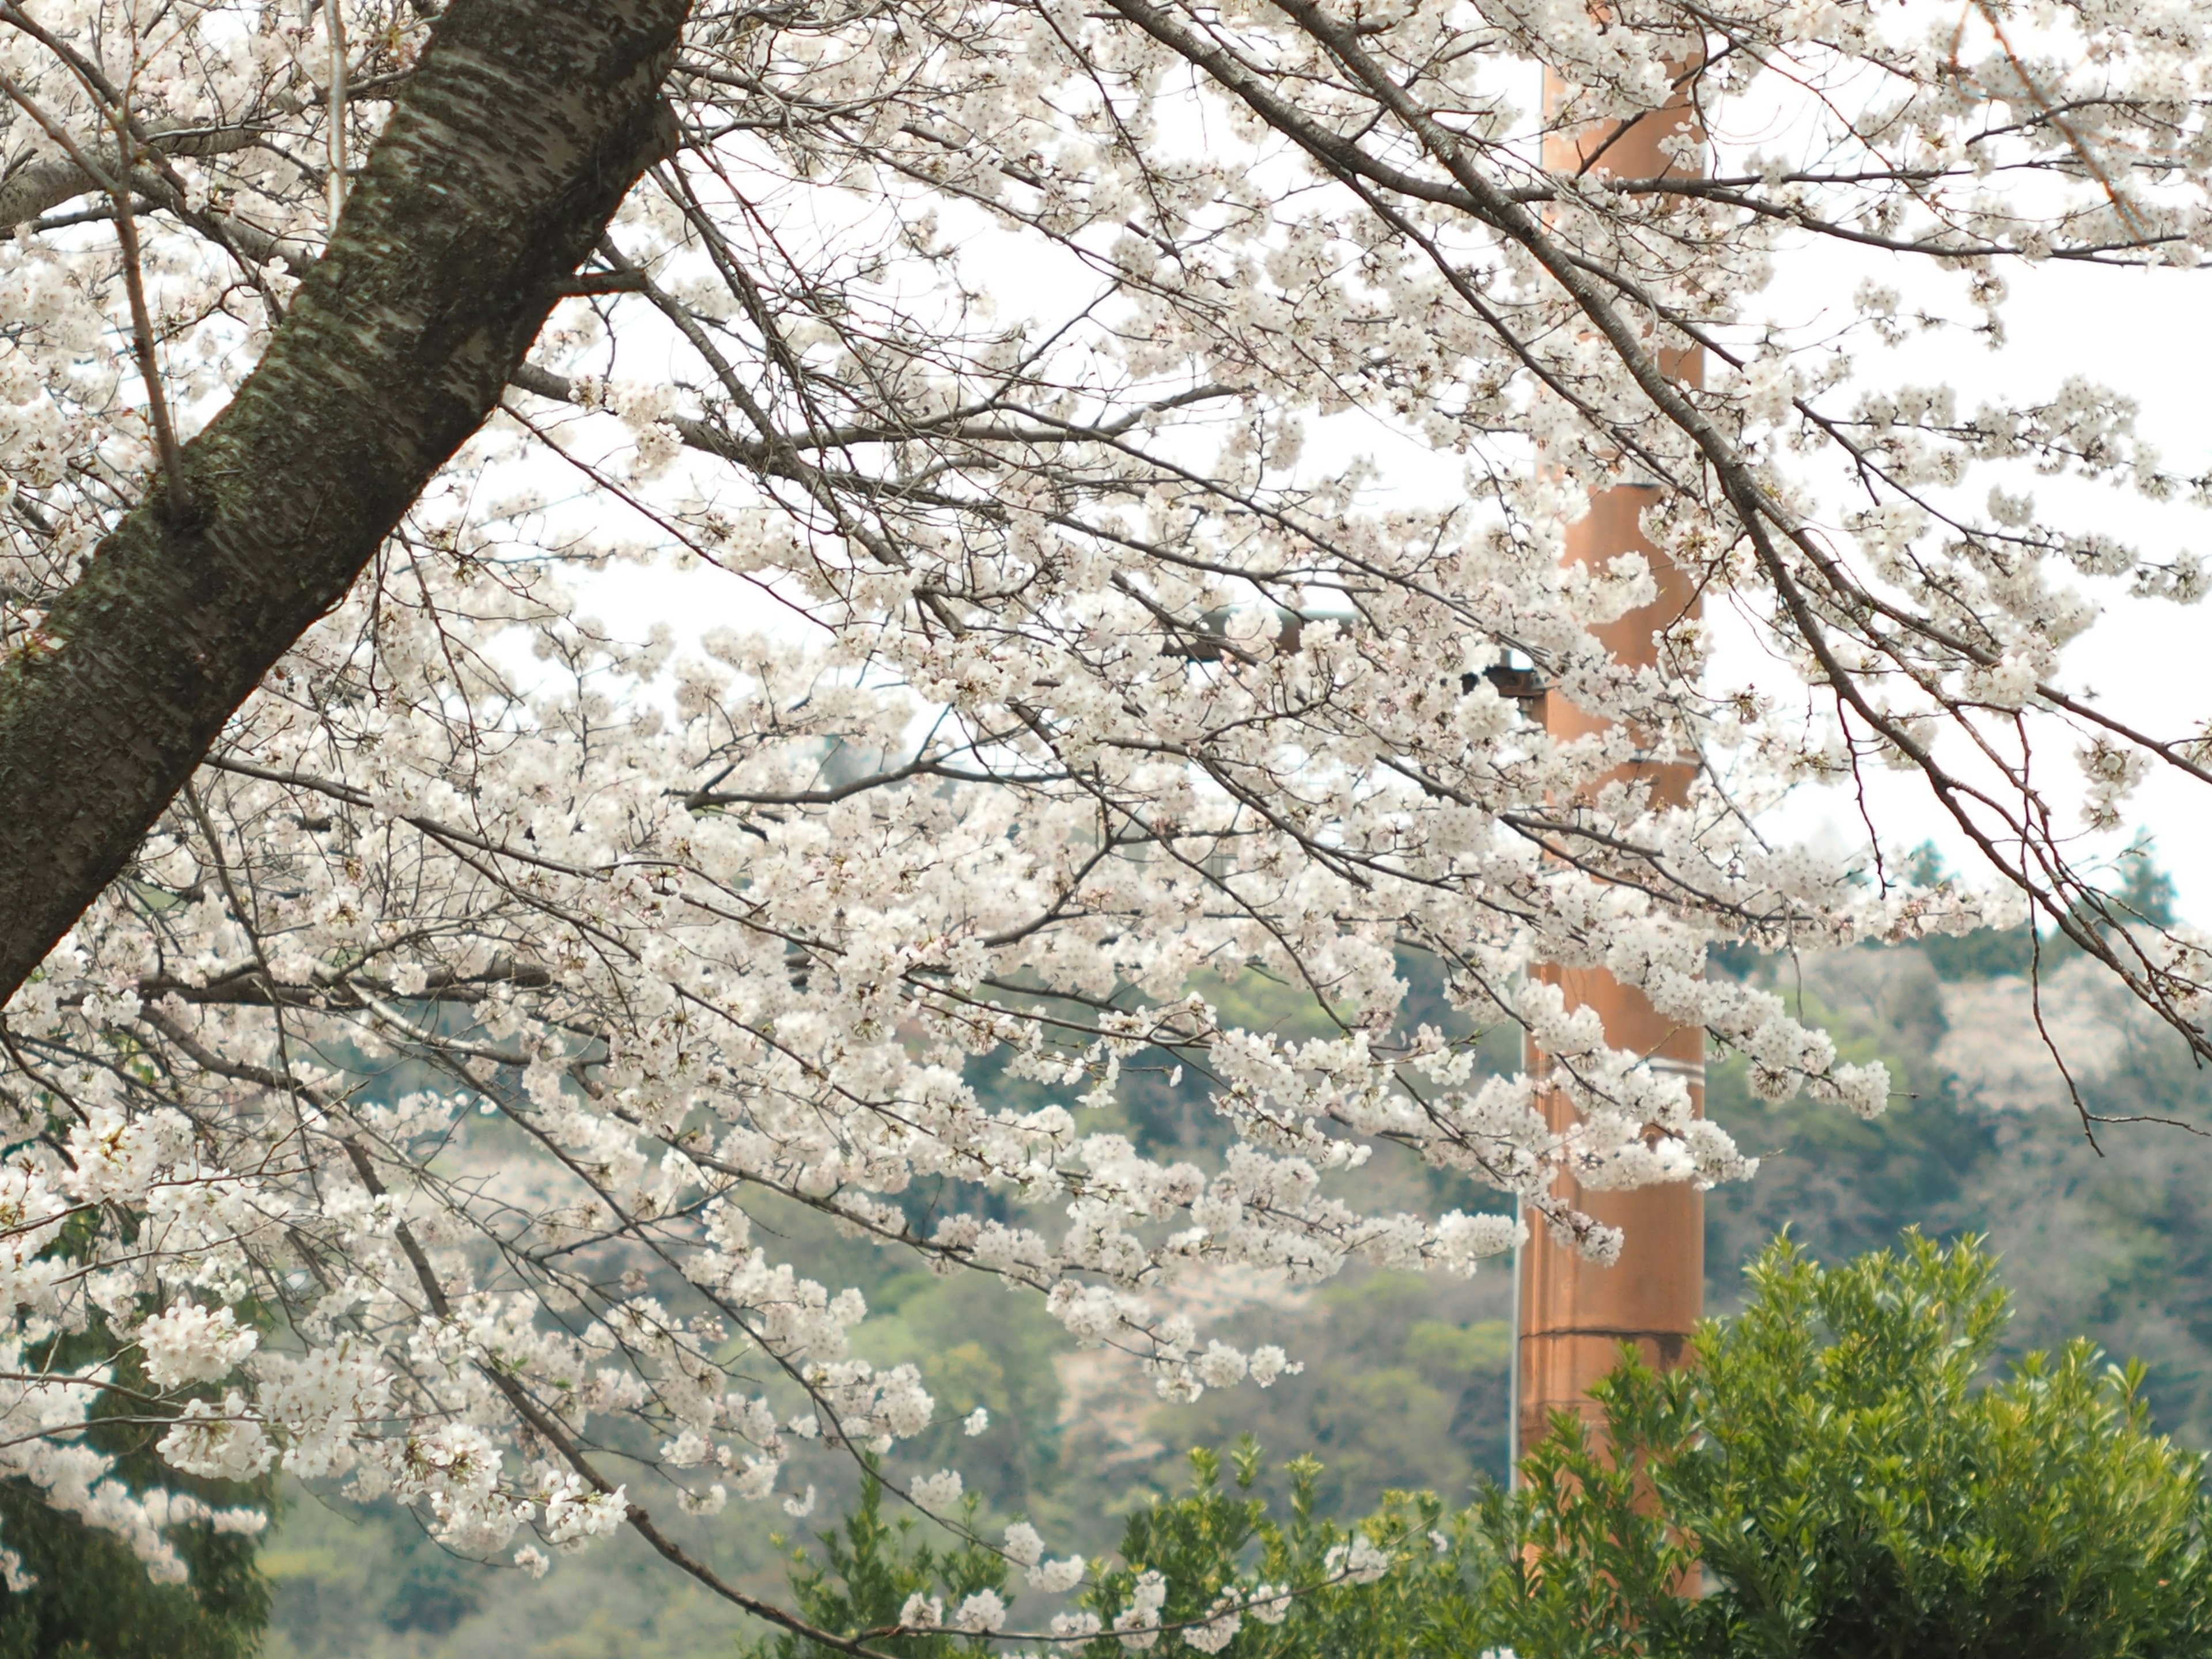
[
  {"left": 1896, "top": 834, "right": 2181, "bottom": 982},
  {"left": 2114, "top": 834, "right": 2180, "bottom": 929},
  {"left": 0, "top": 1139, "right": 272, "bottom": 1659},
  {"left": 1149, "top": 1274, "right": 1513, "bottom": 1508},
  {"left": 1702, "top": 957, "right": 1993, "bottom": 1291},
  {"left": 0, "top": 1478, "right": 267, "bottom": 1659},
  {"left": 0, "top": 1346, "right": 270, "bottom": 1659}
]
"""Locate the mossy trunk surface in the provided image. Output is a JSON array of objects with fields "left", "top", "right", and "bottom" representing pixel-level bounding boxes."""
[{"left": 0, "top": 0, "right": 688, "bottom": 999}]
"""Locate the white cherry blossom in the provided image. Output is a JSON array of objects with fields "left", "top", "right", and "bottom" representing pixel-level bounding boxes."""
[{"left": 0, "top": 0, "right": 2203, "bottom": 1635}]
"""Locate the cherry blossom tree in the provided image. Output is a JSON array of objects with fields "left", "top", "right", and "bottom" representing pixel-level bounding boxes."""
[{"left": 0, "top": 0, "right": 2207, "bottom": 1641}]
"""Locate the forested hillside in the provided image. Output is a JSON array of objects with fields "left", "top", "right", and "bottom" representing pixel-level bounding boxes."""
[{"left": 262, "top": 861, "right": 2212, "bottom": 1659}]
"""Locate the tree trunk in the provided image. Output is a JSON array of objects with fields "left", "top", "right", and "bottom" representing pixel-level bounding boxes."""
[{"left": 0, "top": 0, "right": 688, "bottom": 1002}]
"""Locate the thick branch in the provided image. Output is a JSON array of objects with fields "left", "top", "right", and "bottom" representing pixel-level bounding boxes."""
[
  {"left": 0, "top": 0, "right": 690, "bottom": 1002},
  {"left": 0, "top": 120, "right": 262, "bottom": 228}
]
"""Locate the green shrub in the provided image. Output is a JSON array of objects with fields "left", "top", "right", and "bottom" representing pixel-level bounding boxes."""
[{"left": 1484, "top": 1232, "right": 2212, "bottom": 1658}]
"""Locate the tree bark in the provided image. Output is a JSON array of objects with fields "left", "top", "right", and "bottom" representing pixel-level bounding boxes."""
[{"left": 0, "top": 0, "right": 688, "bottom": 1002}]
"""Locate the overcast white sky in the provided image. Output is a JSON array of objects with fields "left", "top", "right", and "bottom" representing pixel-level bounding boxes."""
[{"left": 1733, "top": 253, "right": 2212, "bottom": 924}]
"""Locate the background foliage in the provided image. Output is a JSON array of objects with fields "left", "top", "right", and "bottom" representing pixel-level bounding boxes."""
[
  {"left": 711, "top": 1234, "right": 2212, "bottom": 1659},
  {"left": 255, "top": 853, "right": 2212, "bottom": 1659},
  {"left": 0, "top": 1340, "right": 269, "bottom": 1659}
]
